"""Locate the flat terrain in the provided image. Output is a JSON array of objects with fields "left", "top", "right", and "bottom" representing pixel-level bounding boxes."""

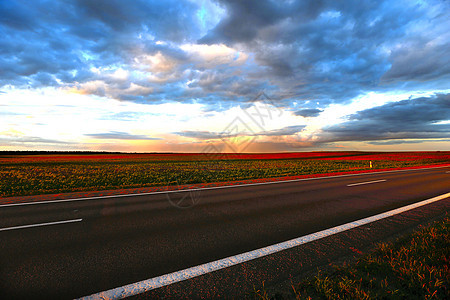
[
  {"left": 0, "top": 151, "right": 449, "bottom": 198},
  {"left": 0, "top": 165, "right": 448, "bottom": 299}
]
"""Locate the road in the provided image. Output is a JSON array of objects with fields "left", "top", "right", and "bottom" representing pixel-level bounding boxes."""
[{"left": 0, "top": 166, "right": 449, "bottom": 299}]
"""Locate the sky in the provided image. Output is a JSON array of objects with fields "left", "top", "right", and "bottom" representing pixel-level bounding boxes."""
[{"left": 0, "top": 0, "right": 449, "bottom": 153}]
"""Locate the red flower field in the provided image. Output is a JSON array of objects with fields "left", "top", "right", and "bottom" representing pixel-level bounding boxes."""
[{"left": 0, "top": 151, "right": 448, "bottom": 200}]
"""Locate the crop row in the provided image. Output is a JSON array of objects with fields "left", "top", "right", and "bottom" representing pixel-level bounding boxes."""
[{"left": 0, "top": 157, "right": 447, "bottom": 197}]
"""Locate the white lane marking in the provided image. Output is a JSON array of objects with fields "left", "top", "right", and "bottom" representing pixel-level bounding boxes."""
[
  {"left": 0, "top": 219, "right": 82, "bottom": 232},
  {"left": 347, "top": 179, "right": 387, "bottom": 187},
  {"left": 78, "top": 192, "right": 450, "bottom": 300},
  {"left": 1, "top": 165, "right": 448, "bottom": 208}
]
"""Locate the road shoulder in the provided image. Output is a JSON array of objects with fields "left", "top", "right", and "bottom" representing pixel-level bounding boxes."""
[
  {"left": 1, "top": 164, "right": 448, "bottom": 206},
  {"left": 130, "top": 196, "right": 449, "bottom": 299}
]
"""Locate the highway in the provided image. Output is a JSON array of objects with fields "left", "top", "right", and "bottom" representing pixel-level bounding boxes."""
[{"left": 0, "top": 166, "right": 449, "bottom": 299}]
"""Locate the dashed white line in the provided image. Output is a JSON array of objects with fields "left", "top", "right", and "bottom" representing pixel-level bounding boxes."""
[
  {"left": 78, "top": 192, "right": 450, "bottom": 300},
  {"left": 0, "top": 219, "right": 82, "bottom": 232},
  {"left": 0, "top": 165, "right": 448, "bottom": 208},
  {"left": 347, "top": 179, "right": 387, "bottom": 187}
]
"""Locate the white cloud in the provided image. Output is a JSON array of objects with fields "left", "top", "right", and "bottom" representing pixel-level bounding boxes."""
[
  {"left": 180, "top": 43, "right": 248, "bottom": 68},
  {"left": 137, "top": 52, "right": 179, "bottom": 73}
]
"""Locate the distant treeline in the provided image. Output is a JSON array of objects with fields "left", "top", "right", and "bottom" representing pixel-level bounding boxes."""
[{"left": 0, "top": 151, "right": 174, "bottom": 155}]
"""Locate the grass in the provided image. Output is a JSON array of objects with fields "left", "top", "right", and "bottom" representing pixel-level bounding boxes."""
[
  {"left": 0, "top": 151, "right": 448, "bottom": 198},
  {"left": 253, "top": 217, "right": 450, "bottom": 299}
]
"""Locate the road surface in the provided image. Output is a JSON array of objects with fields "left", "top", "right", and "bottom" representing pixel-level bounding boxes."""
[{"left": 0, "top": 166, "right": 449, "bottom": 299}]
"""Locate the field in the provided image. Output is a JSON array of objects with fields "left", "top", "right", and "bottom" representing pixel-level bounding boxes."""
[{"left": 0, "top": 151, "right": 449, "bottom": 198}]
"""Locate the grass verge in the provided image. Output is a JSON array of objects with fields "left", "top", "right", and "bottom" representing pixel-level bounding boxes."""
[{"left": 254, "top": 216, "right": 449, "bottom": 299}]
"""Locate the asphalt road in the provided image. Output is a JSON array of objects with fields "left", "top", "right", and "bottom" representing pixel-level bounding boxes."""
[{"left": 0, "top": 166, "right": 449, "bottom": 299}]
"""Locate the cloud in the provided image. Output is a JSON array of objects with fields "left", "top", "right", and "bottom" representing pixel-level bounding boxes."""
[
  {"left": 294, "top": 108, "right": 323, "bottom": 118},
  {"left": 199, "top": 0, "right": 288, "bottom": 44},
  {"left": 366, "top": 139, "right": 450, "bottom": 146},
  {"left": 1, "top": 0, "right": 449, "bottom": 113},
  {"left": 0, "top": 0, "right": 200, "bottom": 91},
  {"left": 323, "top": 93, "right": 450, "bottom": 142},
  {"left": 381, "top": 40, "right": 450, "bottom": 84},
  {"left": 174, "top": 125, "right": 305, "bottom": 140},
  {"left": 0, "top": 111, "right": 23, "bottom": 116},
  {"left": 0, "top": 136, "right": 72, "bottom": 144},
  {"left": 199, "top": 0, "right": 450, "bottom": 103},
  {"left": 100, "top": 111, "right": 154, "bottom": 121},
  {"left": 180, "top": 43, "right": 248, "bottom": 68},
  {"left": 84, "top": 131, "right": 161, "bottom": 140},
  {"left": 258, "top": 125, "right": 306, "bottom": 136},
  {"left": 174, "top": 130, "right": 225, "bottom": 140}
]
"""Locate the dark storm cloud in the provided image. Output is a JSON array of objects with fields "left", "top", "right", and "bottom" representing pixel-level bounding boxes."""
[
  {"left": 323, "top": 93, "right": 450, "bottom": 142},
  {"left": 200, "top": 0, "right": 449, "bottom": 103},
  {"left": 199, "top": 0, "right": 288, "bottom": 44},
  {"left": 85, "top": 131, "right": 161, "bottom": 140},
  {"left": 294, "top": 108, "right": 323, "bottom": 118},
  {"left": 1, "top": 0, "right": 449, "bottom": 108},
  {"left": 381, "top": 40, "right": 450, "bottom": 83},
  {"left": 0, "top": 0, "right": 199, "bottom": 90},
  {"left": 74, "top": 0, "right": 197, "bottom": 41}
]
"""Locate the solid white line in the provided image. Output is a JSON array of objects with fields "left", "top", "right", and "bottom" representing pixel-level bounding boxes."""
[
  {"left": 347, "top": 179, "right": 387, "bottom": 187},
  {"left": 1, "top": 165, "right": 448, "bottom": 208},
  {"left": 78, "top": 192, "right": 450, "bottom": 300},
  {"left": 0, "top": 219, "right": 82, "bottom": 232}
]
